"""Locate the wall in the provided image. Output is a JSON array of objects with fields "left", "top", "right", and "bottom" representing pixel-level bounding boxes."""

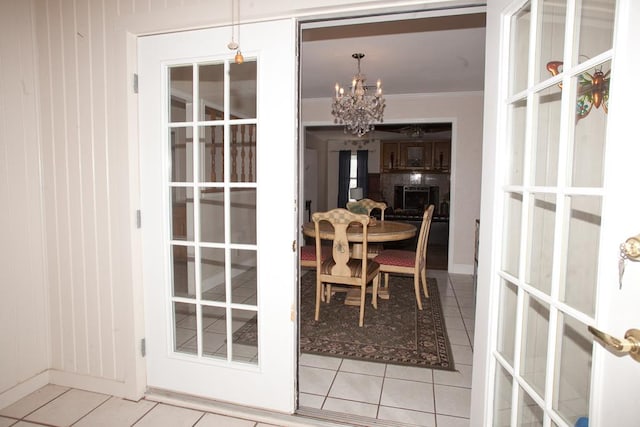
[
  {"left": 0, "top": 0, "right": 480, "bottom": 405},
  {"left": 0, "top": 1, "right": 50, "bottom": 405},
  {"left": 303, "top": 91, "right": 484, "bottom": 273}
]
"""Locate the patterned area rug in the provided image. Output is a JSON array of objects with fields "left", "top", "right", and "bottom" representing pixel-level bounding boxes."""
[{"left": 235, "top": 272, "right": 455, "bottom": 370}]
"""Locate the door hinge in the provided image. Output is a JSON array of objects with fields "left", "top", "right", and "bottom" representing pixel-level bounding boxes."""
[
  {"left": 136, "top": 210, "right": 141, "bottom": 228},
  {"left": 290, "top": 304, "right": 296, "bottom": 322},
  {"left": 133, "top": 73, "right": 139, "bottom": 94},
  {"left": 292, "top": 240, "right": 297, "bottom": 252},
  {"left": 141, "top": 338, "right": 146, "bottom": 357}
]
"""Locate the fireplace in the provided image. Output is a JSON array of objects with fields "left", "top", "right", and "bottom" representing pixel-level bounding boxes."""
[{"left": 394, "top": 185, "right": 439, "bottom": 213}]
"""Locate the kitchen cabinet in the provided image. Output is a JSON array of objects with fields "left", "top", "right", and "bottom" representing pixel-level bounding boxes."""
[{"left": 380, "top": 140, "right": 450, "bottom": 172}]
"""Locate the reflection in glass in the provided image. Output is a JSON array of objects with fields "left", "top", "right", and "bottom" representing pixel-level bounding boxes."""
[
  {"left": 521, "top": 293, "right": 549, "bottom": 397},
  {"left": 526, "top": 193, "right": 555, "bottom": 295},
  {"left": 562, "top": 196, "right": 601, "bottom": 316},
  {"left": 493, "top": 366, "right": 513, "bottom": 427},
  {"left": 536, "top": 0, "right": 566, "bottom": 84},
  {"left": 201, "top": 247, "right": 226, "bottom": 302},
  {"left": 202, "top": 305, "right": 227, "bottom": 359},
  {"left": 570, "top": 60, "right": 610, "bottom": 188},
  {"left": 517, "top": 387, "right": 544, "bottom": 426},
  {"left": 173, "top": 302, "right": 197, "bottom": 355},
  {"left": 230, "top": 189, "right": 256, "bottom": 245},
  {"left": 171, "top": 187, "right": 193, "bottom": 241},
  {"left": 502, "top": 192, "right": 523, "bottom": 277},
  {"left": 170, "top": 127, "right": 192, "bottom": 183},
  {"left": 229, "top": 61, "right": 257, "bottom": 119},
  {"left": 576, "top": 0, "right": 616, "bottom": 63},
  {"left": 533, "top": 85, "right": 561, "bottom": 186},
  {"left": 172, "top": 245, "right": 194, "bottom": 298},
  {"left": 510, "top": 2, "right": 531, "bottom": 94},
  {"left": 200, "top": 189, "right": 225, "bottom": 244},
  {"left": 507, "top": 99, "right": 527, "bottom": 185},
  {"left": 230, "top": 124, "right": 257, "bottom": 183},
  {"left": 199, "top": 126, "right": 224, "bottom": 183},
  {"left": 231, "top": 254, "right": 257, "bottom": 305},
  {"left": 497, "top": 280, "right": 518, "bottom": 366},
  {"left": 198, "top": 63, "right": 224, "bottom": 121},
  {"left": 231, "top": 309, "right": 258, "bottom": 364},
  {"left": 553, "top": 313, "right": 592, "bottom": 425},
  {"left": 169, "top": 65, "right": 192, "bottom": 123}
]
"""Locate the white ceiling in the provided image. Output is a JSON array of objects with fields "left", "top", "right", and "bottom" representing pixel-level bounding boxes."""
[{"left": 300, "top": 12, "right": 487, "bottom": 100}]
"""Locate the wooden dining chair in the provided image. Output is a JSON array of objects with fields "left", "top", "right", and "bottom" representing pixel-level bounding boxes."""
[
  {"left": 346, "top": 198, "right": 387, "bottom": 220},
  {"left": 346, "top": 198, "right": 387, "bottom": 259},
  {"left": 312, "top": 208, "right": 380, "bottom": 327},
  {"left": 373, "top": 205, "right": 434, "bottom": 310}
]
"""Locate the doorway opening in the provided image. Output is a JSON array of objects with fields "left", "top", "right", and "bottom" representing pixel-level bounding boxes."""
[{"left": 298, "top": 7, "right": 485, "bottom": 424}]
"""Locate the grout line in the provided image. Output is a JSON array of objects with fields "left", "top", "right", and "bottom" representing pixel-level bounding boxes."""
[{"left": 131, "top": 401, "right": 159, "bottom": 426}]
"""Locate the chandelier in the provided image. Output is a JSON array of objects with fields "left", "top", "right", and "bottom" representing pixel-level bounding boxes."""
[{"left": 331, "top": 53, "right": 386, "bottom": 137}]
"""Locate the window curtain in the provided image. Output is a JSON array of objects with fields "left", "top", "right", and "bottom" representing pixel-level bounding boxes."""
[
  {"left": 337, "top": 150, "right": 351, "bottom": 208},
  {"left": 357, "top": 150, "right": 369, "bottom": 198}
]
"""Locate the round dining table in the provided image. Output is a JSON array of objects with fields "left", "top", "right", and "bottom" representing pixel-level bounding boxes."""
[
  {"left": 303, "top": 219, "right": 415, "bottom": 243},
  {"left": 302, "top": 219, "right": 416, "bottom": 258}
]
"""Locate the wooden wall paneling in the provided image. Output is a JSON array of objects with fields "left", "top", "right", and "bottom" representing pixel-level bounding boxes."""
[
  {"left": 60, "top": 0, "right": 90, "bottom": 375},
  {"left": 35, "top": 0, "right": 64, "bottom": 373},
  {"left": 75, "top": 0, "right": 102, "bottom": 377},
  {"left": 0, "top": 0, "right": 48, "bottom": 392},
  {"left": 89, "top": 0, "right": 118, "bottom": 381}
]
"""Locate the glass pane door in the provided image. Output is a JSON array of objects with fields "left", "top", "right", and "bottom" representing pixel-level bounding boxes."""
[
  {"left": 169, "top": 60, "right": 259, "bottom": 364},
  {"left": 491, "top": 0, "right": 617, "bottom": 425},
  {"left": 139, "top": 19, "right": 296, "bottom": 412}
]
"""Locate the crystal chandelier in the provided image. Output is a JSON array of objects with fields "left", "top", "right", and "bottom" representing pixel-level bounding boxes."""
[{"left": 331, "top": 53, "right": 385, "bottom": 137}]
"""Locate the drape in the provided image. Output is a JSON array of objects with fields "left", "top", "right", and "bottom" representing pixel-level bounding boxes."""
[
  {"left": 337, "top": 150, "right": 351, "bottom": 208},
  {"left": 357, "top": 150, "right": 369, "bottom": 198}
]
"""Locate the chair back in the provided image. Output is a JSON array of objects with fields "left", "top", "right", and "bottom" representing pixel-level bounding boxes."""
[
  {"left": 346, "top": 198, "right": 387, "bottom": 220},
  {"left": 415, "top": 205, "right": 435, "bottom": 272},
  {"left": 312, "top": 208, "right": 370, "bottom": 277}
]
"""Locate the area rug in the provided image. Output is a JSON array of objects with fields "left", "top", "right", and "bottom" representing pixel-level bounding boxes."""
[{"left": 235, "top": 272, "right": 455, "bottom": 370}]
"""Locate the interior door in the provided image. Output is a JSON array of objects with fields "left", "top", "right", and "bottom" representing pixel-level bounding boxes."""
[
  {"left": 473, "top": 0, "right": 640, "bottom": 425},
  {"left": 138, "top": 19, "right": 297, "bottom": 412}
]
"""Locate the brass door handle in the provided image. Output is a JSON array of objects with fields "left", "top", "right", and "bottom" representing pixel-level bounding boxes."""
[
  {"left": 621, "top": 234, "right": 640, "bottom": 261},
  {"left": 588, "top": 326, "right": 640, "bottom": 362}
]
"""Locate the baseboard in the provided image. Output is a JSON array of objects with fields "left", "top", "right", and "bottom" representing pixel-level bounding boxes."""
[
  {"left": 450, "top": 263, "right": 474, "bottom": 275},
  {"left": 49, "top": 370, "right": 136, "bottom": 400},
  {"left": 0, "top": 371, "right": 50, "bottom": 409}
]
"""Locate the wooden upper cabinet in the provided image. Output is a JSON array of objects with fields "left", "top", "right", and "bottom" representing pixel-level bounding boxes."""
[
  {"left": 433, "top": 141, "right": 450, "bottom": 171},
  {"left": 381, "top": 140, "right": 450, "bottom": 172}
]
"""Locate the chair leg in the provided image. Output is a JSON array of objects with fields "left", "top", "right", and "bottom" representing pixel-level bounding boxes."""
[
  {"left": 383, "top": 272, "right": 389, "bottom": 290},
  {"left": 315, "top": 279, "right": 323, "bottom": 321},
  {"left": 359, "top": 284, "right": 366, "bottom": 327},
  {"left": 326, "top": 284, "right": 332, "bottom": 303},
  {"left": 421, "top": 267, "right": 429, "bottom": 298},
  {"left": 414, "top": 274, "right": 423, "bottom": 310},
  {"left": 372, "top": 274, "right": 379, "bottom": 309}
]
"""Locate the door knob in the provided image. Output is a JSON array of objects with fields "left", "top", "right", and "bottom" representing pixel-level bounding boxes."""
[
  {"left": 588, "top": 326, "right": 640, "bottom": 362},
  {"left": 621, "top": 234, "right": 640, "bottom": 261}
]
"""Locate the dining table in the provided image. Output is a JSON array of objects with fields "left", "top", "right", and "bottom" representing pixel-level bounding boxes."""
[{"left": 302, "top": 219, "right": 417, "bottom": 302}]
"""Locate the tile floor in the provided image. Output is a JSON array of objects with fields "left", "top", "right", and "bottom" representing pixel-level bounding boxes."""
[
  {"left": 0, "top": 271, "right": 474, "bottom": 427},
  {"left": 297, "top": 270, "right": 475, "bottom": 427}
]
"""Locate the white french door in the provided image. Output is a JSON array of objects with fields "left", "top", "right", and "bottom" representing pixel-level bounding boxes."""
[
  {"left": 138, "top": 19, "right": 297, "bottom": 412},
  {"left": 475, "top": 0, "right": 640, "bottom": 425}
]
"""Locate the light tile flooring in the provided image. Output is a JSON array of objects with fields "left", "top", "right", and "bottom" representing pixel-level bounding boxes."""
[
  {"left": 0, "top": 271, "right": 474, "bottom": 427},
  {"left": 298, "top": 270, "right": 475, "bottom": 427}
]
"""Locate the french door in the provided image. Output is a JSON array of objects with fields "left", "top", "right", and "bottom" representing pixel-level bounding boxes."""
[
  {"left": 138, "top": 20, "right": 297, "bottom": 412},
  {"left": 475, "top": 0, "right": 640, "bottom": 425}
]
